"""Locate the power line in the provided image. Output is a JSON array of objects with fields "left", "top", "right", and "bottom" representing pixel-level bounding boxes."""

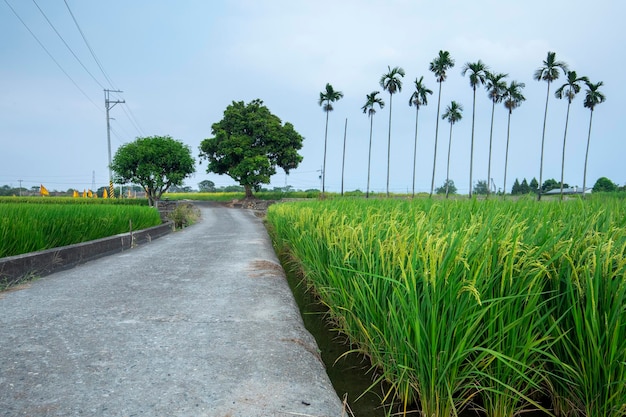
[
  {"left": 120, "top": 103, "right": 145, "bottom": 137},
  {"left": 2, "top": 0, "right": 101, "bottom": 113},
  {"left": 6, "top": 0, "right": 146, "bottom": 142},
  {"left": 62, "top": 2, "right": 146, "bottom": 138},
  {"left": 31, "top": 0, "right": 105, "bottom": 89},
  {"left": 63, "top": 0, "right": 117, "bottom": 90}
]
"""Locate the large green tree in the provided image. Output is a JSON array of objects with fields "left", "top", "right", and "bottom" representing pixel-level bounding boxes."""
[
  {"left": 555, "top": 70, "right": 588, "bottom": 200},
  {"left": 429, "top": 50, "right": 455, "bottom": 197},
  {"left": 380, "top": 65, "right": 406, "bottom": 197},
  {"left": 361, "top": 91, "right": 385, "bottom": 198},
  {"left": 484, "top": 71, "right": 508, "bottom": 197},
  {"left": 111, "top": 135, "right": 196, "bottom": 206},
  {"left": 408, "top": 76, "right": 433, "bottom": 197},
  {"left": 199, "top": 99, "right": 304, "bottom": 198},
  {"left": 442, "top": 101, "right": 463, "bottom": 198},
  {"left": 502, "top": 80, "right": 526, "bottom": 198},
  {"left": 534, "top": 51, "right": 568, "bottom": 200},
  {"left": 582, "top": 80, "right": 606, "bottom": 198},
  {"left": 461, "top": 60, "right": 488, "bottom": 198},
  {"left": 319, "top": 83, "right": 344, "bottom": 195}
]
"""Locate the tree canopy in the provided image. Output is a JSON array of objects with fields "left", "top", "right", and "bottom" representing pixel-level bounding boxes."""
[
  {"left": 111, "top": 135, "right": 195, "bottom": 206},
  {"left": 199, "top": 99, "right": 304, "bottom": 198},
  {"left": 198, "top": 180, "right": 216, "bottom": 192},
  {"left": 473, "top": 180, "right": 489, "bottom": 195},
  {"left": 436, "top": 179, "right": 457, "bottom": 195},
  {"left": 593, "top": 177, "right": 617, "bottom": 192}
]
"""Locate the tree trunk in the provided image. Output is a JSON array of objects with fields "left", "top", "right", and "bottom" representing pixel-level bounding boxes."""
[
  {"left": 244, "top": 185, "right": 253, "bottom": 198},
  {"left": 559, "top": 100, "right": 572, "bottom": 201},
  {"left": 582, "top": 109, "right": 594, "bottom": 199},
  {"left": 538, "top": 81, "right": 552, "bottom": 201},
  {"left": 487, "top": 100, "right": 496, "bottom": 198},
  {"left": 341, "top": 118, "right": 347, "bottom": 196},
  {"left": 503, "top": 110, "right": 512, "bottom": 198},
  {"left": 430, "top": 82, "right": 443, "bottom": 198},
  {"left": 445, "top": 122, "right": 453, "bottom": 199},
  {"left": 322, "top": 109, "right": 329, "bottom": 196},
  {"left": 386, "top": 93, "right": 393, "bottom": 197},
  {"left": 412, "top": 105, "right": 419, "bottom": 198},
  {"left": 469, "top": 87, "right": 477, "bottom": 198},
  {"left": 367, "top": 114, "right": 374, "bottom": 198}
]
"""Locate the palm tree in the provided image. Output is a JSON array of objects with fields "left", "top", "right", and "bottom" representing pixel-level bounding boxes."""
[
  {"left": 461, "top": 60, "right": 488, "bottom": 198},
  {"left": 361, "top": 91, "right": 385, "bottom": 198},
  {"left": 554, "top": 70, "right": 589, "bottom": 200},
  {"left": 502, "top": 80, "right": 526, "bottom": 198},
  {"left": 318, "top": 83, "right": 344, "bottom": 195},
  {"left": 429, "top": 50, "right": 455, "bottom": 197},
  {"left": 408, "top": 76, "right": 433, "bottom": 197},
  {"left": 484, "top": 71, "right": 508, "bottom": 197},
  {"left": 379, "top": 65, "right": 406, "bottom": 197},
  {"left": 442, "top": 101, "right": 463, "bottom": 198},
  {"left": 581, "top": 80, "right": 606, "bottom": 199},
  {"left": 534, "top": 51, "right": 568, "bottom": 200}
]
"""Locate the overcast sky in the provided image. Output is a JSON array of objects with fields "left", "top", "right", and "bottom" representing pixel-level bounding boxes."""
[{"left": 1, "top": 0, "right": 623, "bottom": 194}]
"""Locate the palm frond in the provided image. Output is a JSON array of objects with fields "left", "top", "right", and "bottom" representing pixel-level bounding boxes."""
[
  {"left": 430, "top": 50, "right": 455, "bottom": 83},
  {"left": 319, "top": 83, "right": 343, "bottom": 112},
  {"left": 380, "top": 65, "right": 406, "bottom": 95},
  {"left": 485, "top": 72, "right": 509, "bottom": 103},
  {"left": 462, "top": 60, "right": 489, "bottom": 89},
  {"left": 442, "top": 101, "right": 463, "bottom": 124},
  {"left": 584, "top": 80, "right": 606, "bottom": 110}
]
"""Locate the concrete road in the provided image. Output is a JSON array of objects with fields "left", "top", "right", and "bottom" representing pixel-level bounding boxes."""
[{"left": 0, "top": 203, "right": 343, "bottom": 417}]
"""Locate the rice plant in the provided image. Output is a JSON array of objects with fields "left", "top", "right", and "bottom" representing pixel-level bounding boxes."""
[
  {"left": 267, "top": 196, "right": 626, "bottom": 417},
  {"left": 0, "top": 203, "right": 162, "bottom": 258}
]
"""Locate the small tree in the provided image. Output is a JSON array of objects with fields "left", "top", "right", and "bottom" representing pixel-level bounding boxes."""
[
  {"left": 593, "top": 177, "right": 617, "bottom": 192},
  {"left": 199, "top": 99, "right": 304, "bottom": 198},
  {"left": 436, "top": 179, "right": 457, "bottom": 195},
  {"left": 111, "top": 135, "right": 195, "bottom": 206},
  {"left": 541, "top": 178, "right": 560, "bottom": 193},
  {"left": 530, "top": 178, "right": 539, "bottom": 194},
  {"left": 520, "top": 179, "right": 531, "bottom": 194},
  {"left": 473, "top": 180, "right": 489, "bottom": 195},
  {"left": 511, "top": 178, "right": 521, "bottom": 195},
  {"left": 198, "top": 180, "right": 216, "bottom": 192}
]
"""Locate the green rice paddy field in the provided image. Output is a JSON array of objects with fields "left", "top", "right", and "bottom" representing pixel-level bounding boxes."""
[
  {"left": 0, "top": 197, "right": 161, "bottom": 258},
  {"left": 267, "top": 195, "right": 626, "bottom": 417}
]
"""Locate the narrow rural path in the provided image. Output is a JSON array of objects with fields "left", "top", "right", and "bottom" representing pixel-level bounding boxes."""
[{"left": 0, "top": 202, "right": 343, "bottom": 417}]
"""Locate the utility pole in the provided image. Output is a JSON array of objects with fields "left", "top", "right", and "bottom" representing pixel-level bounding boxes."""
[
  {"left": 105, "top": 89, "right": 124, "bottom": 198},
  {"left": 18, "top": 179, "right": 23, "bottom": 196}
]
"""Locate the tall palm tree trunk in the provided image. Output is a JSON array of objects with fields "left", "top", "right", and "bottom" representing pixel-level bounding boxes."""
[
  {"left": 503, "top": 110, "right": 512, "bottom": 199},
  {"left": 412, "top": 105, "right": 419, "bottom": 198},
  {"left": 487, "top": 100, "right": 496, "bottom": 197},
  {"left": 559, "top": 101, "right": 572, "bottom": 200},
  {"left": 367, "top": 115, "right": 374, "bottom": 198},
  {"left": 469, "top": 87, "right": 477, "bottom": 198},
  {"left": 386, "top": 93, "right": 393, "bottom": 197},
  {"left": 322, "top": 110, "right": 329, "bottom": 195},
  {"left": 430, "top": 82, "right": 443, "bottom": 197},
  {"left": 582, "top": 109, "right": 594, "bottom": 200},
  {"left": 445, "top": 122, "right": 453, "bottom": 199},
  {"left": 538, "top": 81, "right": 552, "bottom": 201},
  {"left": 341, "top": 118, "right": 347, "bottom": 196}
]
